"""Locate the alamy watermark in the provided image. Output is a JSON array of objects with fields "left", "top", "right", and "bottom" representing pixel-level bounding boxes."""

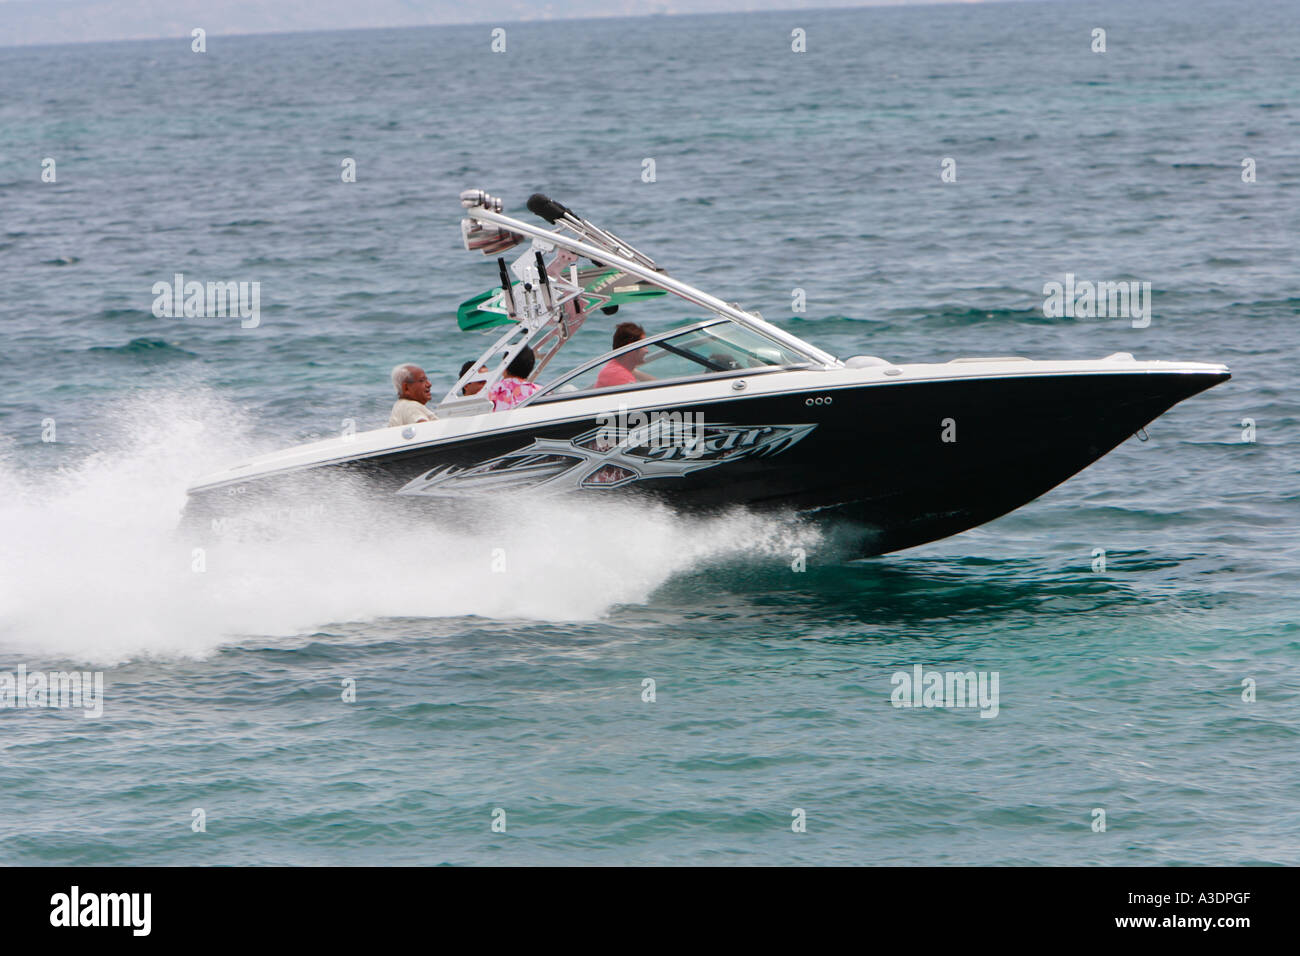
[
  {"left": 209, "top": 502, "right": 327, "bottom": 536},
  {"left": 1043, "top": 273, "right": 1151, "bottom": 328},
  {"left": 595, "top": 406, "right": 706, "bottom": 457},
  {"left": 50, "top": 886, "right": 150, "bottom": 935},
  {"left": 890, "top": 664, "right": 999, "bottom": 718},
  {"left": 0, "top": 664, "right": 104, "bottom": 718},
  {"left": 152, "top": 272, "right": 260, "bottom": 328}
]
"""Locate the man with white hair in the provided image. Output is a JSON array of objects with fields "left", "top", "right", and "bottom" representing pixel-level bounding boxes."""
[{"left": 388, "top": 364, "right": 438, "bottom": 426}]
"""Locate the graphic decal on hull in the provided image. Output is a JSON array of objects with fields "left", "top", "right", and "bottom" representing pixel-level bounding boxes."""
[{"left": 396, "top": 420, "right": 818, "bottom": 496}]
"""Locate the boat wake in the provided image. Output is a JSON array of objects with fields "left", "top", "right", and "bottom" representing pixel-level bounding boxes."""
[{"left": 0, "top": 392, "right": 822, "bottom": 665}]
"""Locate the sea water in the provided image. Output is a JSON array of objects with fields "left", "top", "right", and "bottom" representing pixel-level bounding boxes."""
[{"left": 0, "top": 0, "right": 1297, "bottom": 864}]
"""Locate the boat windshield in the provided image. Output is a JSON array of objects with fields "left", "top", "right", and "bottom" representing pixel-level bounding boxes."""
[{"left": 533, "top": 321, "right": 811, "bottom": 400}]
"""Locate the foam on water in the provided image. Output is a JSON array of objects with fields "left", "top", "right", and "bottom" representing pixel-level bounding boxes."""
[{"left": 0, "top": 393, "right": 821, "bottom": 665}]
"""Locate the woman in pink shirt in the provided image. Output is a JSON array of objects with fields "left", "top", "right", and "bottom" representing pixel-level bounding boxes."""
[
  {"left": 488, "top": 345, "right": 541, "bottom": 411},
  {"left": 594, "top": 322, "right": 650, "bottom": 389}
]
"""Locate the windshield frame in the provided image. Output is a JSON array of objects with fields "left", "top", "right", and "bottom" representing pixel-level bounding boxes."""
[{"left": 524, "top": 317, "right": 816, "bottom": 405}]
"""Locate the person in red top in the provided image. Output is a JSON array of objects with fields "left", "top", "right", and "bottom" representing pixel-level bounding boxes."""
[{"left": 595, "top": 322, "right": 651, "bottom": 389}]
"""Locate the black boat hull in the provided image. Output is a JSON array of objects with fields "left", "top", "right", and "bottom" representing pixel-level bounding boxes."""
[{"left": 187, "top": 369, "right": 1228, "bottom": 556}]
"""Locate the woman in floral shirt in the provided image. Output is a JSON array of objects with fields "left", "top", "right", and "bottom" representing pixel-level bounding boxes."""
[{"left": 488, "top": 345, "right": 541, "bottom": 411}]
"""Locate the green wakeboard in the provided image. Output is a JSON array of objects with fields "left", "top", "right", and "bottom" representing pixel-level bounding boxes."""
[{"left": 456, "top": 266, "right": 667, "bottom": 331}]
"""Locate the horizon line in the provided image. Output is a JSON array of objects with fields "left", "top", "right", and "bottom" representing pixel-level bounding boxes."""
[{"left": 0, "top": 0, "right": 1021, "bottom": 52}]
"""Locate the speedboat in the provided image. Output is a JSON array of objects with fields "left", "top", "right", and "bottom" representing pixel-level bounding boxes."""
[{"left": 185, "top": 189, "right": 1229, "bottom": 555}]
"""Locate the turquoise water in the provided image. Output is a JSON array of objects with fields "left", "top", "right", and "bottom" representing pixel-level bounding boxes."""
[{"left": 1, "top": 0, "right": 1298, "bottom": 864}]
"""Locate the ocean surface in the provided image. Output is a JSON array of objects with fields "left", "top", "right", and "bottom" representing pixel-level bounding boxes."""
[{"left": 1, "top": 0, "right": 1298, "bottom": 865}]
